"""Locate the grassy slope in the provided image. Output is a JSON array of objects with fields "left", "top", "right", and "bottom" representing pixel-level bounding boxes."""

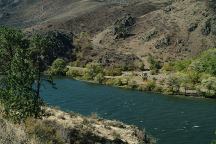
[{"left": 0, "top": 106, "right": 154, "bottom": 144}]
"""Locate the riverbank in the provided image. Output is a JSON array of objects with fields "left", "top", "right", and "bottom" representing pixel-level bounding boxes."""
[
  {"left": 66, "top": 66, "right": 215, "bottom": 99},
  {"left": 0, "top": 106, "right": 155, "bottom": 144}
]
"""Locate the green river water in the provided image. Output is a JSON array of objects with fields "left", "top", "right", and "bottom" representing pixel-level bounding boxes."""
[{"left": 41, "top": 78, "right": 216, "bottom": 144}]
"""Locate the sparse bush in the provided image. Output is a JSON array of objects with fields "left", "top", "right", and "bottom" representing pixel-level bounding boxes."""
[
  {"left": 74, "top": 32, "right": 93, "bottom": 50},
  {"left": 141, "top": 28, "right": 158, "bottom": 42},
  {"left": 25, "top": 118, "right": 64, "bottom": 144},
  {"left": 112, "top": 131, "right": 121, "bottom": 139},
  {"left": 154, "top": 86, "right": 163, "bottom": 92},
  {"left": 166, "top": 74, "right": 181, "bottom": 93},
  {"left": 147, "top": 55, "right": 161, "bottom": 71},
  {"left": 128, "top": 80, "right": 138, "bottom": 89},
  {"left": 113, "top": 14, "right": 135, "bottom": 39},
  {"left": 0, "top": 118, "right": 28, "bottom": 144},
  {"left": 145, "top": 80, "right": 156, "bottom": 91}
]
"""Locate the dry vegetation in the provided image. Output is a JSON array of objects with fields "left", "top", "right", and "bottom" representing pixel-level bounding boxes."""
[{"left": 0, "top": 106, "right": 155, "bottom": 144}]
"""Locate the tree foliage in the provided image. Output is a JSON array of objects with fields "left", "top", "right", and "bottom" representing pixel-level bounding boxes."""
[
  {"left": 189, "top": 48, "right": 216, "bottom": 75},
  {"left": 0, "top": 26, "right": 28, "bottom": 73},
  {"left": 0, "top": 49, "right": 43, "bottom": 122},
  {"left": 0, "top": 27, "right": 70, "bottom": 122},
  {"left": 83, "top": 63, "right": 104, "bottom": 80},
  {"left": 201, "top": 77, "right": 216, "bottom": 96},
  {"left": 29, "top": 31, "right": 73, "bottom": 70},
  {"left": 48, "top": 58, "right": 67, "bottom": 76}
]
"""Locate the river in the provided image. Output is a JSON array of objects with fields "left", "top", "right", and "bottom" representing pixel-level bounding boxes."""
[{"left": 41, "top": 78, "right": 216, "bottom": 144}]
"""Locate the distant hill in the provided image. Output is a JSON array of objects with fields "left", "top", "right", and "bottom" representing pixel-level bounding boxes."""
[{"left": 0, "top": 0, "right": 215, "bottom": 67}]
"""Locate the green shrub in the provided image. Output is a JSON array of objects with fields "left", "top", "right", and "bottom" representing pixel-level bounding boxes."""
[
  {"left": 66, "top": 69, "right": 80, "bottom": 77},
  {"left": 48, "top": 58, "right": 68, "bottom": 76},
  {"left": 201, "top": 77, "right": 216, "bottom": 96},
  {"left": 94, "top": 73, "right": 105, "bottom": 84},
  {"left": 66, "top": 67, "right": 85, "bottom": 78},
  {"left": 83, "top": 63, "right": 104, "bottom": 80},
  {"left": 189, "top": 48, "right": 216, "bottom": 75},
  {"left": 166, "top": 74, "right": 181, "bottom": 93},
  {"left": 173, "top": 60, "right": 191, "bottom": 72},
  {"left": 113, "top": 78, "right": 124, "bottom": 86},
  {"left": 145, "top": 80, "right": 156, "bottom": 91},
  {"left": 104, "top": 67, "right": 122, "bottom": 76}
]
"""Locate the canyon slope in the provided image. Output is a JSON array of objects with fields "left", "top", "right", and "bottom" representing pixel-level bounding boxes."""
[{"left": 0, "top": 0, "right": 216, "bottom": 66}]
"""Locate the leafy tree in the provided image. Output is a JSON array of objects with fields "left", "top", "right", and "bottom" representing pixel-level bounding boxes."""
[
  {"left": 84, "top": 63, "right": 104, "bottom": 80},
  {"left": 189, "top": 48, "right": 216, "bottom": 75},
  {"left": 0, "top": 27, "right": 59, "bottom": 122},
  {"left": 201, "top": 77, "right": 216, "bottom": 96},
  {"left": 0, "top": 26, "right": 28, "bottom": 73},
  {"left": 29, "top": 31, "right": 73, "bottom": 69},
  {"left": 0, "top": 49, "right": 43, "bottom": 122},
  {"left": 48, "top": 58, "right": 67, "bottom": 76}
]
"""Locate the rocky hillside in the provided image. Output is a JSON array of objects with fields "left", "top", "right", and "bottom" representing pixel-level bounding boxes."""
[
  {"left": 0, "top": 0, "right": 216, "bottom": 67},
  {"left": 92, "top": 0, "right": 216, "bottom": 65}
]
